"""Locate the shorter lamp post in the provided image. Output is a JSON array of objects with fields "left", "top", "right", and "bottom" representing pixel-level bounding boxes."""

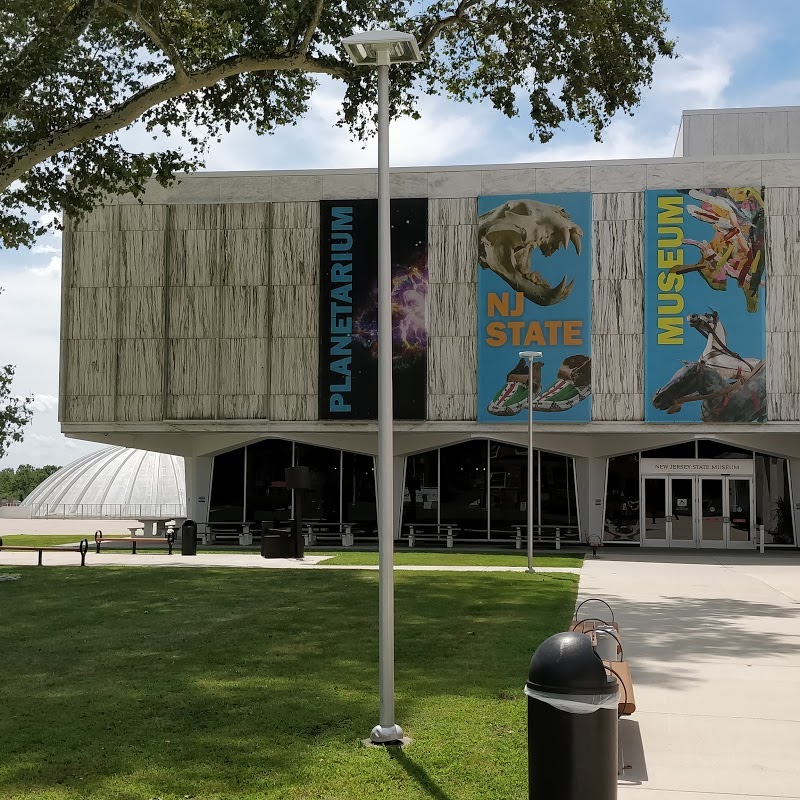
[{"left": 519, "top": 350, "right": 542, "bottom": 574}]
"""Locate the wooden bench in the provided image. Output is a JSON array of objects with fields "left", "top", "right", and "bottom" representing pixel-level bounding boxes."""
[
  {"left": 603, "top": 659, "right": 636, "bottom": 716},
  {"left": 94, "top": 530, "right": 174, "bottom": 555},
  {"left": 570, "top": 598, "right": 635, "bottom": 717},
  {"left": 0, "top": 537, "right": 89, "bottom": 566}
]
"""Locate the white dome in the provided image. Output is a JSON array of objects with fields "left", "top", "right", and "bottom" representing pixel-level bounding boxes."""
[{"left": 23, "top": 446, "right": 185, "bottom": 519}]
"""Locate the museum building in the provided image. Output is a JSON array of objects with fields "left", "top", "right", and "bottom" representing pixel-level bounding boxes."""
[{"left": 59, "top": 106, "right": 800, "bottom": 550}]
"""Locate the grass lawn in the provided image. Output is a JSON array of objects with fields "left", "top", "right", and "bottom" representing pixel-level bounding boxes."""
[
  {"left": 0, "top": 534, "right": 89, "bottom": 547},
  {"left": 314, "top": 551, "right": 584, "bottom": 568},
  {"left": 0, "top": 566, "right": 578, "bottom": 799}
]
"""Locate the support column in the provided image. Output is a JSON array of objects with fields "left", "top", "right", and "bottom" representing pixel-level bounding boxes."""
[
  {"left": 184, "top": 455, "right": 213, "bottom": 524},
  {"left": 573, "top": 456, "right": 607, "bottom": 543},
  {"left": 787, "top": 458, "right": 800, "bottom": 546}
]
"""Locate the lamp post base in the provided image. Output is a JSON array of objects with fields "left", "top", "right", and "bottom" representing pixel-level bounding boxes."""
[
  {"left": 369, "top": 724, "right": 405, "bottom": 745},
  {"left": 526, "top": 567, "right": 536, "bottom": 574}
]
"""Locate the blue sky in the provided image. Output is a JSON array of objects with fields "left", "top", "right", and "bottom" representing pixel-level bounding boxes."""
[{"left": 1, "top": 0, "right": 799, "bottom": 468}]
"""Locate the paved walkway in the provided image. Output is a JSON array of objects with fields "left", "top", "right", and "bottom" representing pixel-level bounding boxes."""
[
  {"left": 0, "top": 548, "right": 581, "bottom": 572},
  {"left": 579, "top": 550, "right": 800, "bottom": 799}
]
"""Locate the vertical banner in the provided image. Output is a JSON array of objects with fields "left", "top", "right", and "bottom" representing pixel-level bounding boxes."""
[
  {"left": 319, "top": 199, "right": 428, "bottom": 420},
  {"left": 477, "top": 193, "right": 592, "bottom": 423},
  {"left": 644, "top": 188, "right": 766, "bottom": 423}
]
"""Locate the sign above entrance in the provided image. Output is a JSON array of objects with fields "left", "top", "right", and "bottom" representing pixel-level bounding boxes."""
[{"left": 640, "top": 458, "right": 754, "bottom": 477}]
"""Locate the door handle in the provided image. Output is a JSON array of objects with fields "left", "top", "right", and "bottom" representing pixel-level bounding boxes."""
[{"left": 723, "top": 516, "right": 730, "bottom": 523}]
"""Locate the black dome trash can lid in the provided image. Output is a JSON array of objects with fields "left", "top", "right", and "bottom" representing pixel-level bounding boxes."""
[{"left": 525, "top": 632, "right": 618, "bottom": 713}]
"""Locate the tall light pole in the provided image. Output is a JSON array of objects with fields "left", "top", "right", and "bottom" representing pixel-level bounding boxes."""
[
  {"left": 519, "top": 351, "right": 542, "bottom": 574},
  {"left": 342, "top": 29, "right": 422, "bottom": 746}
]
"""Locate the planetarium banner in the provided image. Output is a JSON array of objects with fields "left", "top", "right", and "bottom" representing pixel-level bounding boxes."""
[
  {"left": 477, "top": 193, "right": 592, "bottom": 423},
  {"left": 644, "top": 188, "right": 766, "bottom": 423},
  {"left": 319, "top": 198, "right": 428, "bottom": 420}
]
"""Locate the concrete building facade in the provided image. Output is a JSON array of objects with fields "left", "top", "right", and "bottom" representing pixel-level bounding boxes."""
[{"left": 59, "top": 107, "right": 800, "bottom": 550}]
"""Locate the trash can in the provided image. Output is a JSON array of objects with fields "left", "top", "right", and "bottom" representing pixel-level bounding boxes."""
[
  {"left": 181, "top": 519, "right": 197, "bottom": 556},
  {"left": 525, "top": 631, "right": 619, "bottom": 800},
  {"left": 261, "top": 524, "right": 293, "bottom": 558}
]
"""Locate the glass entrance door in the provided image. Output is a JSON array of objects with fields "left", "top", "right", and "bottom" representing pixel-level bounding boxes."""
[
  {"left": 727, "top": 478, "right": 754, "bottom": 548},
  {"left": 642, "top": 474, "right": 755, "bottom": 548},
  {"left": 699, "top": 478, "right": 725, "bottom": 548}
]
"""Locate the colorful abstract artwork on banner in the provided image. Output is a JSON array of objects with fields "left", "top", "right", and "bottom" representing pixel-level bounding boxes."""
[
  {"left": 319, "top": 199, "right": 428, "bottom": 420},
  {"left": 644, "top": 188, "right": 766, "bottom": 423},
  {"left": 477, "top": 193, "right": 592, "bottom": 423}
]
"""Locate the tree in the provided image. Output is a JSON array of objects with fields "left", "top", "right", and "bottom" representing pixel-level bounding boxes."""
[
  {"left": 0, "top": 463, "right": 60, "bottom": 501},
  {"left": 0, "top": 0, "right": 674, "bottom": 248},
  {"left": 0, "top": 364, "right": 33, "bottom": 460}
]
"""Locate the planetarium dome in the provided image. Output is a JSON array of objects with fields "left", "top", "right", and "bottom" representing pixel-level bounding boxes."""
[{"left": 22, "top": 446, "right": 185, "bottom": 519}]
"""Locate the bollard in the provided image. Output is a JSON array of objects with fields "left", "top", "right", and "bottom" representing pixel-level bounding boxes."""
[
  {"left": 526, "top": 631, "right": 619, "bottom": 800},
  {"left": 181, "top": 519, "right": 197, "bottom": 556}
]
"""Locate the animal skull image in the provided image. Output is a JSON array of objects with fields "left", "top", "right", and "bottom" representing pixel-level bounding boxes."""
[{"left": 478, "top": 199, "right": 583, "bottom": 306}]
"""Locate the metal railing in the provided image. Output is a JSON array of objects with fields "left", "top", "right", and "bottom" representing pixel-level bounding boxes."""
[{"left": 29, "top": 503, "right": 186, "bottom": 520}]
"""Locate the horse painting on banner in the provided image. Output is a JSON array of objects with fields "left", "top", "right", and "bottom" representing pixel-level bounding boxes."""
[{"left": 651, "top": 359, "right": 766, "bottom": 422}]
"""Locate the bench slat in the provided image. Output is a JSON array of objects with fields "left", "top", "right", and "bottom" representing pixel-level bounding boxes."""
[{"left": 603, "top": 660, "right": 635, "bottom": 715}]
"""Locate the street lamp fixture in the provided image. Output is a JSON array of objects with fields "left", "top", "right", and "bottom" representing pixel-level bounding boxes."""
[
  {"left": 519, "top": 350, "right": 542, "bottom": 574},
  {"left": 341, "top": 29, "right": 422, "bottom": 747}
]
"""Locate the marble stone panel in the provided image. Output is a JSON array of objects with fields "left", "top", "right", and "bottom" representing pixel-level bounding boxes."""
[
  {"left": 428, "top": 225, "right": 478, "bottom": 285},
  {"left": 429, "top": 198, "right": 476, "bottom": 227},
  {"left": 428, "top": 171, "right": 482, "bottom": 199},
  {"left": 590, "top": 165, "right": 647, "bottom": 193},
  {"left": 592, "top": 193, "right": 643, "bottom": 221},
  {"left": 763, "top": 111, "right": 790, "bottom": 155},
  {"left": 703, "top": 160, "right": 762, "bottom": 187},
  {"left": 536, "top": 166, "right": 590, "bottom": 194},
  {"left": 480, "top": 169, "right": 537, "bottom": 196},
  {"left": 322, "top": 173, "right": 377, "bottom": 200},
  {"left": 763, "top": 159, "right": 800, "bottom": 188},
  {"left": 592, "top": 220, "right": 643, "bottom": 282}
]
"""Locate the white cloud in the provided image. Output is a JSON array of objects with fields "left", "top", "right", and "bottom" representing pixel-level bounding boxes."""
[{"left": 30, "top": 394, "right": 59, "bottom": 413}]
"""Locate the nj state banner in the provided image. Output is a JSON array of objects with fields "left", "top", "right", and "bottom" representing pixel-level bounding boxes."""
[
  {"left": 644, "top": 188, "right": 766, "bottom": 423},
  {"left": 319, "top": 199, "right": 428, "bottom": 420},
  {"left": 477, "top": 193, "right": 592, "bottom": 423}
]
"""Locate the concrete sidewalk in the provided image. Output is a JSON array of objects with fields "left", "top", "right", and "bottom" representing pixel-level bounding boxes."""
[
  {"left": 0, "top": 549, "right": 581, "bottom": 573},
  {"left": 578, "top": 550, "right": 800, "bottom": 799}
]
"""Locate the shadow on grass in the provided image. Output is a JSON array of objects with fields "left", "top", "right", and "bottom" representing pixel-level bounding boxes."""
[
  {"left": 388, "top": 748, "right": 454, "bottom": 800},
  {"left": 0, "top": 567, "right": 578, "bottom": 799}
]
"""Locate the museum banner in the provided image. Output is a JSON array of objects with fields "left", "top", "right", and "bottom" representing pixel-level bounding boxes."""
[
  {"left": 644, "top": 188, "right": 766, "bottom": 423},
  {"left": 319, "top": 198, "right": 428, "bottom": 420},
  {"left": 477, "top": 193, "right": 592, "bottom": 423}
]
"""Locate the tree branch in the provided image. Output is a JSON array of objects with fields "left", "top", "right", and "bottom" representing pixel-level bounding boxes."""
[
  {"left": 100, "top": 0, "right": 188, "bottom": 79},
  {"left": 301, "top": 0, "right": 326, "bottom": 55},
  {"left": 0, "top": 54, "right": 348, "bottom": 192},
  {"left": 0, "top": 0, "right": 99, "bottom": 124},
  {"left": 418, "top": 0, "right": 482, "bottom": 51}
]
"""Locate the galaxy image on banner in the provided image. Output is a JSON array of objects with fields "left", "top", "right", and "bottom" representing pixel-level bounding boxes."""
[{"left": 319, "top": 199, "right": 428, "bottom": 420}]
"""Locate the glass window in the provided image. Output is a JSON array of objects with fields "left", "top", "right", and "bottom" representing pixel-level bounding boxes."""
[
  {"left": 245, "top": 439, "right": 292, "bottom": 526},
  {"left": 343, "top": 452, "right": 376, "bottom": 533},
  {"left": 697, "top": 440, "right": 753, "bottom": 459},
  {"left": 540, "top": 452, "right": 579, "bottom": 539},
  {"left": 489, "top": 441, "right": 532, "bottom": 531},
  {"left": 605, "top": 454, "right": 641, "bottom": 543},
  {"left": 756, "top": 454, "right": 795, "bottom": 545},
  {"left": 439, "top": 441, "right": 488, "bottom": 532},
  {"left": 642, "top": 442, "right": 696, "bottom": 459},
  {"left": 403, "top": 451, "right": 439, "bottom": 526},
  {"left": 294, "top": 444, "right": 341, "bottom": 523},
  {"left": 209, "top": 448, "right": 245, "bottom": 522}
]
